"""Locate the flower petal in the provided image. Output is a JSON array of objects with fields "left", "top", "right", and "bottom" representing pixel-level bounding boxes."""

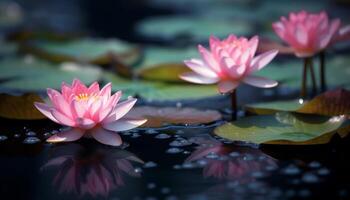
[
  {"left": 90, "top": 127, "right": 122, "bottom": 146},
  {"left": 180, "top": 72, "right": 219, "bottom": 84},
  {"left": 51, "top": 109, "right": 75, "bottom": 126},
  {"left": 184, "top": 59, "right": 218, "bottom": 78},
  {"left": 34, "top": 102, "right": 59, "bottom": 123},
  {"left": 99, "top": 83, "right": 112, "bottom": 97},
  {"left": 76, "top": 118, "right": 96, "bottom": 129},
  {"left": 243, "top": 75, "right": 278, "bottom": 88},
  {"left": 249, "top": 50, "right": 278, "bottom": 73},
  {"left": 47, "top": 128, "right": 84, "bottom": 143},
  {"left": 218, "top": 81, "right": 239, "bottom": 94},
  {"left": 103, "top": 119, "right": 147, "bottom": 132},
  {"left": 114, "top": 98, "right": 137, "bottom": 121}
]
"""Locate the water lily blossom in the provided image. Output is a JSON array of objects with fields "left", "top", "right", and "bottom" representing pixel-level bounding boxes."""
[
  {"left": 34, "top": 79, "right": 146, "bottom": 146},
  {"left": 272, "top": 11, "right": 341, "bottom": 57},
  {"left": 180, "top": 34, "right": 278, "bottom": 94}
]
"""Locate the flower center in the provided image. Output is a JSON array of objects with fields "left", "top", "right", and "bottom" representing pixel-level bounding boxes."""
[{"left": 75, "top": 93, "right": 99, "bottom": 101}]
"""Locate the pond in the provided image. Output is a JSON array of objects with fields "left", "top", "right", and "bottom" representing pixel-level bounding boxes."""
[{"left": 0, "top": 0, "right": 350, "bottom": 200}]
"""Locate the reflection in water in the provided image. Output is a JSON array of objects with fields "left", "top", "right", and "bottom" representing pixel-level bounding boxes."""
[
  {"left": 186, "top": 144, "right": 277, "bottom": 182},
  {"left": 41, "top": 143, "right": 143, "bottom": 198}
]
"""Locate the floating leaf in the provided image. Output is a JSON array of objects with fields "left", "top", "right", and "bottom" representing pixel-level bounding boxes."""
[
  {"left": 136, "top": 16, "right": 252, "bottom": 43},
  {"left": 125, "top": 106, "right": 222, "bottom": 128},
  {"left": 138, "top": 64, "right": 191, "bottom": 82},
  {"left": 0, "top": 58, "right": 102, "bottom": 92},
  {"left": 246, "top": 89, "right": 350, "bottom": 116},
  {"left": 214, "top": 112, "right": 350, "bottom": 145},
  {"left": 20, "top": 38, "right": 141, "bottom": 66},
  {"left": 0, "top": 93, "right": 45, "bottom": 120},
  {"left": 103, "top": 72, "right": 218, "bottom": 101}
]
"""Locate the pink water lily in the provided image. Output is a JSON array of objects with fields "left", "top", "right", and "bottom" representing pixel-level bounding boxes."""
[
  {"left": 34, "top": 79, "right": 146, "bottom": 146},
  {"left": 180, "top": 34, "right": 278, "bottom": 94},
  {"left": 272, "top": 10, "right": 343, "bottom": 57}
]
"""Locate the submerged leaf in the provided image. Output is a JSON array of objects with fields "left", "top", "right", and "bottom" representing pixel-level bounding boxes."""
[
  {"left": 246, "top": 89, "right": 350, "bottom": 116},
  {"left": 214, "top": 112, "right": 350, "bottom": 145},
  {"left": 125, "top": 106, "right": 222, "bottom": 128},
  {"left": 0, "top": 93, "right": 45, "bottom": 119}
]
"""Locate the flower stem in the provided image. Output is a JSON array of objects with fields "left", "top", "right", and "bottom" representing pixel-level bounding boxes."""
[
  {"left": 231, "top": 90, "right": 237, "bottom": 121},
  {"left": 301, "top": 58, "right": 308, "bottom": 99},
  {"left": 308, "top": 57, "right": 317, "bottom": 96},
  {"left": 320, "top": 51, "right": 326, "bottom": 92}
]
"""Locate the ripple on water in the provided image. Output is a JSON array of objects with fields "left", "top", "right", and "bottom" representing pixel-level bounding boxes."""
[
  {"left": 169, "top": 139, "right": 192, "bottom": 147},
  {"left": 166, "top": 148, "right": 183, "bottom": 154},
  {"left": 143, "top": 161, "right": 157, "bottom": 168},
  {"left": 25, "top": 131, "right": 36, "bottom": 136},
  {"left": 155, "top": 133, "right": 171, "bottom": 139},
  {"left": 282, "top": 164, "right": 301, "bottom": 175},
  {"left": 23, "top": 137, "right": 40, "bottom": 144}
]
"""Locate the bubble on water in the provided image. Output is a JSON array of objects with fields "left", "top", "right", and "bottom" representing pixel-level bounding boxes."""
[
  {"left": 206, "top": 152, "right": 219, "bottom": 159},
  {"left": 182, "top": 162, "right": 195, "bottom": 169},
  {"left": 0, "top": 135, "right": 8, "bottom": 141},
  {"left": 302, "top": 173, "right": 319, "bottom": 183},
  {"left": 308, "top": 161, "right": 321, "bottom": 168},
  {"left": 243, "top": 153, "right": 254, "bottom": 161},
  {"left": 155, "top": 133, "right": 171, "bottom": 139},
  {"left": 134, "top": 167, "right": 143, "bottom": 174},
  {"left": 23, "top": 137, "right": 40, "bottom": 144},
  {"left": 176, "top": 102, "right": 182, "bottom": 108},
  {"left": 251, "top": 171, "right": 265, "bottom": 178},
  {"left": 218, "top": 155, "right": 229, "bottom": 161},
  {"left": 143, "top": 161, "right": 157, "bottom": 168},
  {"left": 229, "top": 152, "right": 240, "bottom": 157},
  {"left": 317, "top": 167, "right": 330, "bottom": 176},
  {"left": 282, "top": 164, "right": 301, "bottom": 175},
  {"left": 43, "top": 132, "right": 51, "bottom": 138},
  {"left": 161, "top": 187, "right": 171, "bottom": 194},
  {"left": 298, "top": 189, "right": 311, "bottom": 197},
  {"left": 145, "top": 129, "right": 158, "bottom": 135},
  {"left": 182, "top": 151, "right": 191, "bottom": 155},
  {"left": 147, "top": 182, "right": 156, "bottom": 189},
  {"left": 265, "top": 165, "right": 278, "bottom": 171},
  {"left": 196, "top": 159, "right": 208, "bottom": 166},
  {"left": 173, "top": 165, "right": 181, "bottom": 170},
  {"left": 25, "top": 131, "right": 36, "bottom": 136},
  {"left": 169, "top": 139, "right": 192, "bottom": 147},
  {"left": 166, "top": 148, "right": 183, "bottom": 154},
  {"left": 14, "top": 134, "right": 21, "bottom": 138}
]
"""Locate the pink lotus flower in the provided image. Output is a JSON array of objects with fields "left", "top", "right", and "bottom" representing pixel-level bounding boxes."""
[
  {"left": 180, "top": 34, "right": 278, "bottom": 94},
  {"left": 34, "top": 79, "right": 147, "bottom": 146},
  {"left": 272, "top": 10, "right": 343, "bottom": 57}
]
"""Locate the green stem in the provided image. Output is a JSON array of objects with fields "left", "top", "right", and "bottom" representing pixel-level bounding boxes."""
[
  {"left": 301, "top": 58, "right": 308, "bottom": 99},
  {"left": 231, "top": 90, "right": 237, "bottom": 121},
  {"left": 309, "top": 57, "right": 317, "bottom": 96},
  {"left": 320, "top": 51, "right": 326, "bottom": 92}
]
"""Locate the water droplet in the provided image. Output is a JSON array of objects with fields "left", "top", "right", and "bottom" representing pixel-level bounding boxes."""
[
  {"left": 144, "top": 161, "right": 157, "bottom": 168},
  {"left": 134, "top": 167, "right": 143, "bottom": 173},
  {"left": 317, "top": 167, "right": 330, "bottom": 176},
  {"left": 182, "top": 151, "right": 191, "bottom": 154},
  {"left": 182, "top": 163, "right": 195, "bottom": 169},
  {"left": 131, "top": 133, "right": 141, "bottom": 138},
  {"left": 169, "top": 139, "right": 191, "bottom": 147},
  {"left": 14, "top": 134, "right": 21, "bottom": 138},
  {"left": 243, "top": 153, "right": 254, "bottom": 161},
  {"left": 229, "top": 152, "right": 240, "bottom": 157},
  {"left": 166, "top": 148, "right": 183, "bottom": 154},
  {"left": 302, "top": 173, "right": 319, "bottom": 183},
  {"left": 23, "top": 137, "right": 40, "bottom": 144},
  {"left": 308, "top": 161, "right": 321, "bottom": 168},
  {"left": 43, "top": 132, "right": 51, "bottom": 137},
  {"left": 145, "top": 129, "right": 158, "bottom": 135},
  {"left": 147, "top": 182, "right": 156, "bottom": 189},
  {"left": 176, "top": 102, "right": 182, "bottom": 108},
  {"left": 282, "top": 164, "right": 300, "bottom": 175},
  {"left": 0, "top": 135, "right": 8, "bottom": 141},
  {"left": 206, "top": 152, "right": 219, "bottom": 159},
  {"left": 196, "top": 159, "right": 208, "bottom": 166},
  {"left": 161, "top": 187, "right": 171, "bottom": 194},
  {"left": 155, "top": 133, "right": 171, "bottom": 139},
  {"left": 25, "top": 131, "right": 36, "bottom": 136}
]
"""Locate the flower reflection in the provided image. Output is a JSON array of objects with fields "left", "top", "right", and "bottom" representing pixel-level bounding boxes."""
[
  {"left": 41, "top": 143, "right": 143, "bottom": 198},
  {"left": 186, "top": 144, "right": 277, "bottom": 181}
]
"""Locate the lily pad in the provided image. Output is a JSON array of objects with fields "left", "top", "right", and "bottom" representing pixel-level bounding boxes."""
[
  {"left": 135, "top": 16, "right": 252, "bottom": 43},
  {"left": 20, "top": 38, "right": 141, "bottom": 65},
  {"left": 0, "top": 93, "right": 45, "bottom": 120},
  {"left": 0, "top": 58, "right": 102, "bottom": 92},
  {"left": 214, "top": 112, "right": 350, "bottom": 145},
  {"left": 125, "top": 106, "right": 222, "bottom": 128},
  {"left": 103, "top": 72, "right": 218, "bottom": 101},
  {"left": 246, "top": 89, "right": 350, "bottom": 116}
]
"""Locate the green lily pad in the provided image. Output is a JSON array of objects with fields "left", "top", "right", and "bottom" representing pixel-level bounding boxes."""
[
  {"left": 21, "top": 38, "right": 141, "bottom": 65},
  {"left": 103, "top": 72, "right": 218, "bottom": 101},
  {"left": 135, "top": 16, "right": 253, "bottom": 42},
  {"left": 255, "top": 56, "right": 350, "bottom": 89},
  {"left": 0, "top": 57, "right": 102, "bottom": 92},
  {"left": 214, "top": 112, "right": 350, "bottom": 145},
  {"left": 246, "top": 100, "right": 303, "bottom": 115}
]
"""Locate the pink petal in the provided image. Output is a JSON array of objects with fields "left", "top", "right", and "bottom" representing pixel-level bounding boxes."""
[
  {"left": 180, "top": 72, "right": 219, "bottom": 84},
  {"left": 248, "top": 36, "right": 259, "bottom": 58},
  {"left": 295, "top": 24, "right": 308, "bottom": 45},
  {"left": 51, "top": 109, "right": 75, "bottom": 126},
  {"left": 184, "top": 59, "right": 218, "bottom": 78},
  {"left": 88, "top": 81, "right": 100, "bottom": 94},
  {"left": 319, "top": 19, "right": 341, "bottom": 49},
  {"left": 90, "top": 127, "right": 122, "bottom": 146},
  {"left": 99, "top": 83, "right": 112, "bottom": 97},
  {"left": 76, "top": 118, "right": 96, "bottom": 129},
  {"left": 198, "top": 45, "right": 221, "bottom": 73},
  {"left": 114, "top": 98, "right": 137, "bottom": 121},
  {"left": 249, "top": 50, "right": 278, "bottom": 73},
  {"left": 243, "top": 75, "right": 278, "bottom": 88},
  {"left": 218, "top": 81, "right": 239, "bottom": 93},
  {"left": 103, "top": 119, "right": 147, "bottom": 132},
  {"left": 47, "top": 128, "right": 84, "bottom": 143},
  {"left": 34, "top": 102, "right": 59, "bottom": 123},
  {"left": 47, "top": 88, "right": 61, "bottom": 101}
]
